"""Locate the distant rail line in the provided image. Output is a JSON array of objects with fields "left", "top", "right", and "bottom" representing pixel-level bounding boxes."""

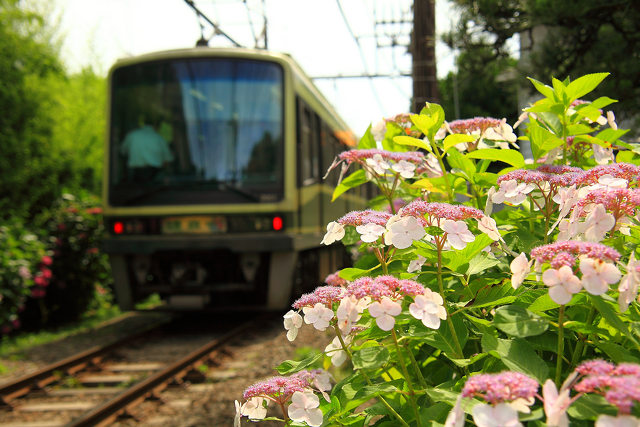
[{"left": 0, "top": 314, "right": 260, "bottom": 426}]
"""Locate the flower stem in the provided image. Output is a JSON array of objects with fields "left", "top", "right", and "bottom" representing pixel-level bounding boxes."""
[
  {"left": 392, "top": 329, "right": 423, "bottom": 427},
  {"left": 570, "top": 306, "right": 596, "bottom": 368},
  {"left": 555, "top": 305, "right": 566, "bottom": 387},
  {"left": 437, "top": 243, "right": 464, "bottom": 359},
  {"left": 333, "top": 325, "right": 409, "bottom": 427}
]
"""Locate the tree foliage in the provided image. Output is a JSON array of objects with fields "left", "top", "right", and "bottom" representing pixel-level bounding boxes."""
[
  {"left": 445, "top": 0, "right": 640, "bottom": 129},
  {"left": 0, "top": 0, "right": 106, "bottom": 220}
]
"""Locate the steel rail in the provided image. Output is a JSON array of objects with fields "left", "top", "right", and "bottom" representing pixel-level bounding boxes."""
[
  {"left": 0, "top": 319, "right": 169, "bottom": 407},
  {"left": 65, "top": 320, "right": 255, "bottom": 427}
]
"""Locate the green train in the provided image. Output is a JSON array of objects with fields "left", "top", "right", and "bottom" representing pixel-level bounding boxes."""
[{"left": 102, "top": 47, "right": 366, "bottom": 311}]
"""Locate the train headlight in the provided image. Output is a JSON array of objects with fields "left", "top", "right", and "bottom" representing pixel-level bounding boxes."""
[{"left": 113, "top": 221, "right": 124, "bottom": 234}]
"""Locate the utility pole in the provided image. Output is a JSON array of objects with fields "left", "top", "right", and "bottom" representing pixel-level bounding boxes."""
[{"left": 411, "top": 0, "right": 439, "bottom": 112}]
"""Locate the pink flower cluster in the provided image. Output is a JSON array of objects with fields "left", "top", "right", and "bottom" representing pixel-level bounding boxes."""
[
  {"left": 530, "top": 241, "right": 621, "bottom": 267},
  {"left": 461, "top": 371, "right": 539, "bottom": 404},
  {"left": 577, "top": 163, "right": 640, "bottom": 187},
  {"left": 447, "top": 117, "right": 503, "bottom": 134},
  {"left": 292, "top": 286, "right": 344, "bottom": 309},
  {"left": 337, "top": 210, "right": 393, "bottom": 227},
  {"left": 243, "top": 375, "right": 309, "bottom": 404},
  {"left": 399, "top": 201, "right": 484, "bottom": 222},
  {"left": 574, "top": 360, "right": 640, "bottom": 414},
  {"left": 346, "top": 275, "right": 425, "bottom": 301},
  {"left": 338, "top": 149, "right": 425, "bottom": 165},
  {"left": 497, "top": 167, "right": 582, "bottom": 188},
  {"left": 324, "top": 271, "right": 347, "bottom": 287},
  {"left": 574, "top": 188, "right": 640, "bottom": 219}
]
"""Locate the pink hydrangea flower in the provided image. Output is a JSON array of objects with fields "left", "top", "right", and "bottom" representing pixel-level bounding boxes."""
[
  {"left": 510, "top": 253, "right": 531, "bottom": 289},
  {"left": 288, "top": 391, "right": 323, "bottom": 426},
  {"left": 441, "top": 219, "right": 475, "bottom": 250},
  {"left": 579, "top": 257, "right": 622, "bottom": 296},
  {"left": 461, "top": 371, "right": 539, "bottom": 404},
  {"left": 409, "top": 288, "right": 446, "bottom": 329},
  {"left": 542, "top": 266, "right": 583, "bottom": 305},
  {"left": 368, "top": 296, "right": 402, "bottom": 331},
  {"left": 384, "top": 215, "right": 426, "bottom": 249}
]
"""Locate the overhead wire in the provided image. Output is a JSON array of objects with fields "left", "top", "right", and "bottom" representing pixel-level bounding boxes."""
[{"left": 335, "top": 0, "right": 386, "bottom": 115}]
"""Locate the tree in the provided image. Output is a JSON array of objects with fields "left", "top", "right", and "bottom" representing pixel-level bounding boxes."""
[
  {"left": 445, "top": 0, "right": 640, "bottom": 130},
  {"left": 0, "top": 0, "right": 64, "bottom": 219}
]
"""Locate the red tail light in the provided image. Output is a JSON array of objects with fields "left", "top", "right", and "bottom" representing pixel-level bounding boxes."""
[
  {"left": 113, "top": 221, "right": 124, "bottom": 234},
  {"left": 272, "top": 216, "right": 283, "bottom": 231}
]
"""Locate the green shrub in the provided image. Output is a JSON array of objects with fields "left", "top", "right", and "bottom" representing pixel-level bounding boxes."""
[
  {"left": 20, "top": 192, "right": 112, "bottom": 329},
  {"left": 0, "top": 220, "right": 48, "bottom": 335}
]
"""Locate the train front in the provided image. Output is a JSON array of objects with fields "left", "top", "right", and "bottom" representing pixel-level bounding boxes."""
[{"left": 102, "top": 49, "right": 299, "bottom": 311}]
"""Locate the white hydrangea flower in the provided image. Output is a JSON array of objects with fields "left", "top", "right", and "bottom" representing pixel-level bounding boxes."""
[
  {"left": 325, "top": 335, "right": 351, "bottom": 367},
  {"left": 336, "top": 296, "right": 361, "bottom": 335},
  {"left": 321, "top": 221, "right": 345, "bottom": 245},
  {"left": 542, "top": 379, "right": 571, "bottom": 427},
  {"left": 302, "top": 303, "right": 334, "bottom": 331},
  {"left": 356, "top": 222, "right": 386, "bottom": 243},
  {"left": 582, "top": 204, "right": 615, "bottom": 242},
  {"left": 409, "top": 289, "right": 446, "bottom": 329},
  {"left": 618, "top": 254, "right": 640, "bottom": 312},
  {"left": 542, "top": 266, "right": 582, "bottom": 305},
  {"left": 384, "top": 215, "right": 426, "bottom": 249},
  {"left": 283, "top": 310, "right": 303, "bottom": 342},
  {"left": 580, "top": 257, "right": 621, "bottom": 296},
  {"left": 491, "top": 179, "right": 535, "bottom": 205},
  {"left": 365, "top": 153, "right": 390, "bottom": 175},
  {"left": 472, "top": 403, "right": 523, "bottom": 427},
  {"left": 444, "top": 395, "right": 465, "bottom": 427},
  {"left": 368, "top": 296, "right": 402, "bottom": 331},
  {"left": 234, "top": 400, "right": 242, "bottom": 427},
  {"left": 288, "top": 391, "right": 323, "bottom": 427},
  {"left": 391, "top": 160, "right": 416, "bottom": 179},
  {"left": 595, "top": 414, "right": 640, "bottom": 427},
  {"left": 240, "top": 396, "right": 267, "bottom": 420},
  {"left": 510, "top": 253, "right": 531, "bottom": 289},
  {"left": 593, "top": 144, "right": 614, "bottom": 165},
  {"left": 371, "top": 119, "right": 387, "bottom": 142},
  {"left": 407, "top": 256, "right": 427, "bottom": 273},
  {"left": 441, "top": 219, "right": 475, "bottom": 250},
  {"left": 477, "top": 215, "right": 502, "bottom": 241},
  {"left": 606, "top": 111, "right": 617, "bottom": 130}
]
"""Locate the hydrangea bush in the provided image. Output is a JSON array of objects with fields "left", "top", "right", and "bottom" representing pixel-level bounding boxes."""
[{"left": 235, "top": 73, "right": 640, "bottom": 426}]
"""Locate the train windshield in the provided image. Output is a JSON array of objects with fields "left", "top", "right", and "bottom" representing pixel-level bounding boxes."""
[{"left": 108, "top": 58, "right": 284, "bottom": 206}]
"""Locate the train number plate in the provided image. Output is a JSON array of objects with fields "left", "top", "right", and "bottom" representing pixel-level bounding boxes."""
[{"left": 161, "top": 216, "right": 227, "bottom": 234}]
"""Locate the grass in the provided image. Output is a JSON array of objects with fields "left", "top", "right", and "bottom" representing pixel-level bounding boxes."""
[{"left": 0, "top": 305, "right": 122, "bottom": 359}]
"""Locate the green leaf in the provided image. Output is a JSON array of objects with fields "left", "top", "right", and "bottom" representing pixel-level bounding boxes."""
[
  {"left": 595, "top": 342, "right": 640, "bottom": 363},
  {"left": 422, "top": 314, "right": 468, "bottom": 357},
  {"left": 617, "top": 150, "right": 640, "bottom": 165},
  {"left": 466, "top": 252, "right": 500, "bottom": 276},
  {"left": 493, "top": 305, "right": 549, "bottom": 337},
  {"left": 589, "top": 96, "right": 618, "bottom": 110},
  {"left": 394, "top": 135, "right": 432, "bottom": 153},
  {"left": 596, "top": 128, "right": 629, "bottom": 145},
  {"left": 446, "top": 149, "right": 476, "bottom": 181},
  {"left": 358, "top": 124, "right": 376, "bottom": 149},
  {"left": 527, "top": 77, "right": 555, "bottom": 99},
  {"left": 481, "top": 334, "right": 549, "bottom": 383},
  {"left": 382, "top": 122, "right": 409, "bottom": 152},
  {"left": 565, "top": 72, "right": 609, "bottom": 102},
  {"left": 465, "top": 148, "right": 525, "bottom": 168},
  {"left": 351, "top": 345, "right": 390, "bottom": 370},
  {"left": 339, "top": 267, "right": 371, "bottom": 281},
  {"left": 442, "top": 233, "right": 494, "bottom": 274},
  {"left": 332, "top": 169, "right": 368, "bottom": 201},
  {"left": 276, "top": 352, "right": 324, "bottom": 374},
  {"left": 567, "top": 394, "right": 616, "bottom": 420},
  {"left": 443, "top": 133, "right": 476, "bottom": 152},
  {"left": 527, "top": 119, "right": 564, "bottom": 161},
  {"left": 590, "top": 295, "right": 639, "bottom": 346},
  {"left": 470, "top": 281, "right": 518, "bottom": 309}
]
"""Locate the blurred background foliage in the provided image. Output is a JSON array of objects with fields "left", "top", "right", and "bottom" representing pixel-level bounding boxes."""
[{"left": 0, "top": 0, "right": 111, "bottom": 336}]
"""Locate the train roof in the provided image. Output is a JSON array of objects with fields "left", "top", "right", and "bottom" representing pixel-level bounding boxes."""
[{"left": 109, "top": 47, "right": 357, "bottom": 146}]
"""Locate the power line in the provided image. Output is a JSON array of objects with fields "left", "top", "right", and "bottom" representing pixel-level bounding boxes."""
[{"left": 183, "top": 0, "right": 243, "bottom": 47}]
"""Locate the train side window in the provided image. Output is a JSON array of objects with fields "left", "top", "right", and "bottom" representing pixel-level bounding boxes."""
[{"left": 297, "top": 98, "right": 320, "bottom": 186}]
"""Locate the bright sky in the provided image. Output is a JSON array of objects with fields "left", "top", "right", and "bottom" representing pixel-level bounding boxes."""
[{"left": 51, "top": 0, "right": 459, "bottom": 135}]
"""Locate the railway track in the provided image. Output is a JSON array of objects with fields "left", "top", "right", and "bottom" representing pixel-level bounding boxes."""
[{"left": 0, "top": 314, "right": 260, "bottom": 427}]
